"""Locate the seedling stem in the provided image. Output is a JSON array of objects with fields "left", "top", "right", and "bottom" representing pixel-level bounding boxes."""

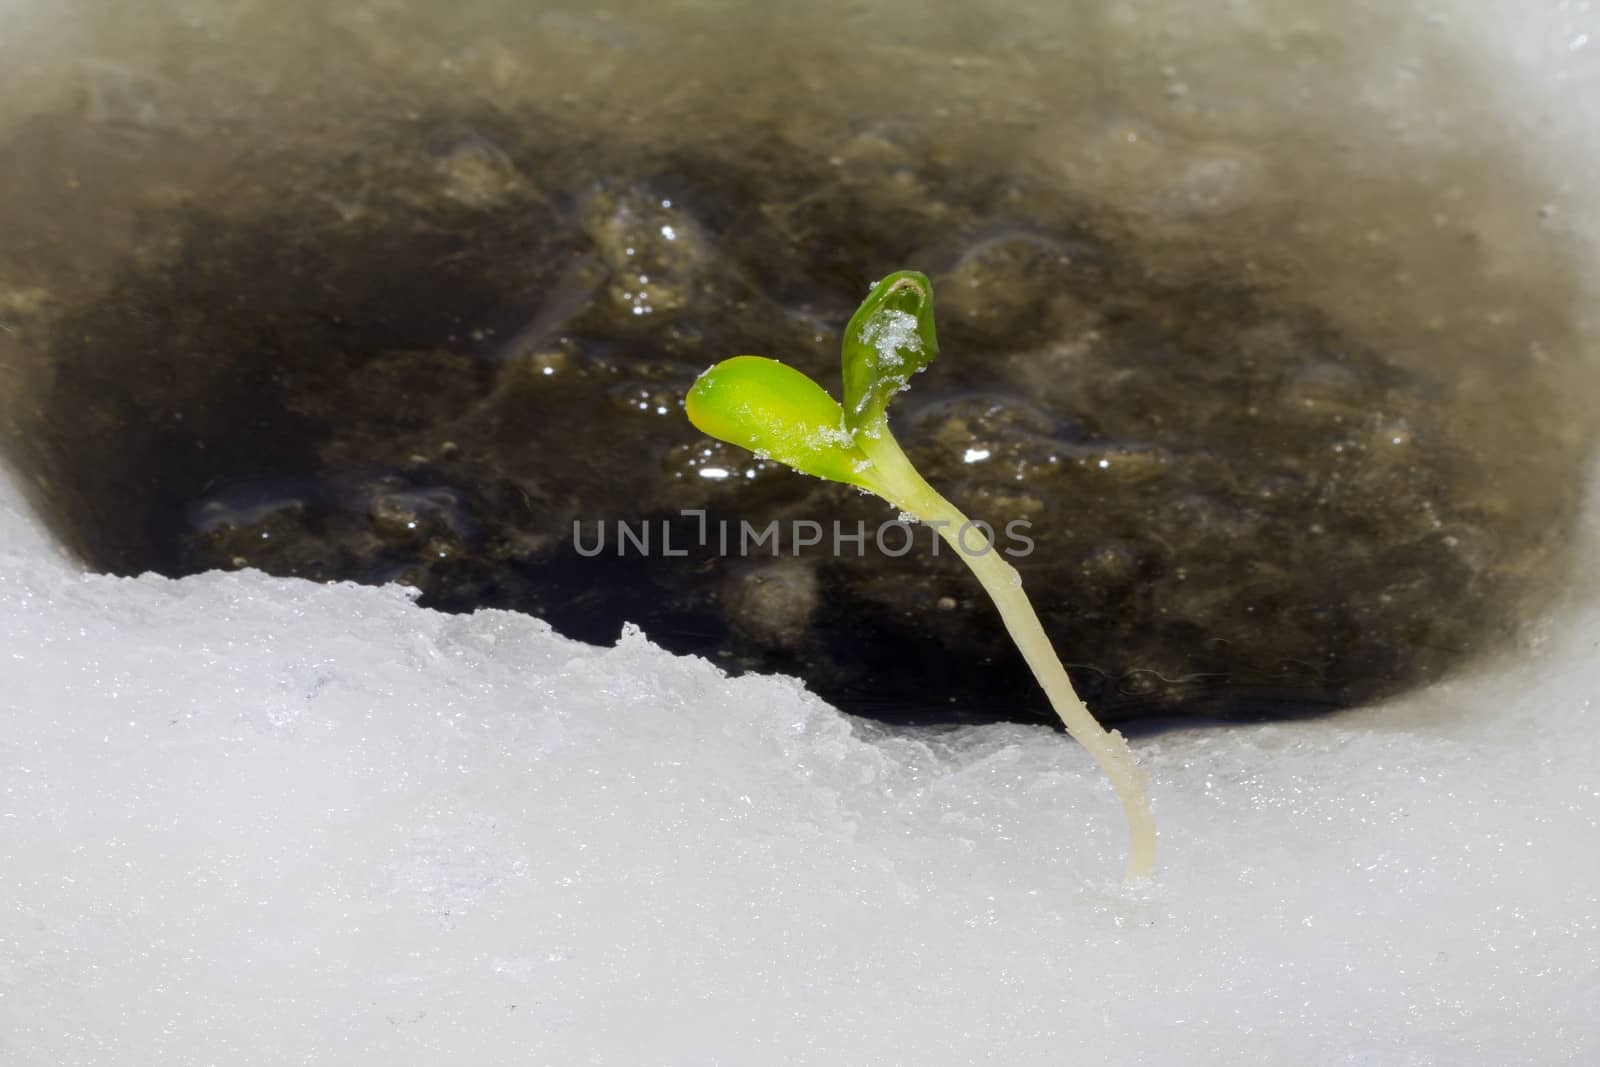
[
  {"left": 685, "top": 270, "right": 1157, "bottom": 879},
  {"left": 860, "top": 430, "right": 1156, "bottom": 880}
]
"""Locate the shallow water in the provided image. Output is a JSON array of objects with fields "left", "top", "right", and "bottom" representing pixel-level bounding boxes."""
[{"left": 1, "top": 0, "right": 1595, "bottom": 725}]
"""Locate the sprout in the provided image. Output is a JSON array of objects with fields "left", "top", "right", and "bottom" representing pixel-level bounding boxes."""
[{"left": 686, "top": 270, "right": 1156, "bottom": 880}]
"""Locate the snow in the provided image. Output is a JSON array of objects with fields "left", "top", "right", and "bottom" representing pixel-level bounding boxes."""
[
  {"left": 860, "top": 308, "right": 920, "bottom": 370},
  {"left": 3, "top": 451, "right": 1599, "bottom": 1065},
  {"left": 6, "top": 0, "right": 1600, "bottom": 1058}
]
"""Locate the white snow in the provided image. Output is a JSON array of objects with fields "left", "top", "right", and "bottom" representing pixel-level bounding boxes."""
[
  {"left": 3, "top": 454, "right": 1599, "bottom": 1065},
  {"left": 6, "top": 0, "right": 1600, "bottom": 1059},
  {"left": 860, "top": 308, "right": 921, "bottom": 370}
]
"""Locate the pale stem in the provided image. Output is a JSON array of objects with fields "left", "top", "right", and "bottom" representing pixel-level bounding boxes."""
[{"left": 860, "top": 431, "right": 1157, "bottom": 880}]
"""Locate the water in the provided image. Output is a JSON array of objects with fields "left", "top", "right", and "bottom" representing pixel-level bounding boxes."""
[{"left": 1, "top": 0, "right": 1595, "bottom": 725}]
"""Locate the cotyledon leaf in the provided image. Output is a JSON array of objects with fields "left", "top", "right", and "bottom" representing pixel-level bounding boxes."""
[
  {"left": 840, "top": 270, "right": 940, "bottom": 433},
  {"left": 685, "top": 355, "right": 877, "bottom": 488}
]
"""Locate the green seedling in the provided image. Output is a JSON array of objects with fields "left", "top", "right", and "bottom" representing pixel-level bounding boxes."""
[{"left": 686, "top": 270, "right": 1157, "bottom": 880}]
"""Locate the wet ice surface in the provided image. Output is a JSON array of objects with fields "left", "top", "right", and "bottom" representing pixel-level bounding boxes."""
[
  {"left": 3, "top": 465, "right": 1598, "bottom": 1066},
  {"left": 5, "top": 3, "right": 1600, "bottom": 728}
]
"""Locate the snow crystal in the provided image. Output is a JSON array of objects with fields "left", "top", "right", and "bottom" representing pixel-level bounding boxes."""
[
  {"left": 807, "top": 423, "right": 858, "bottom": 449},
  {"left": 858, "top": 308, "right": 921, "bottom": 371}
]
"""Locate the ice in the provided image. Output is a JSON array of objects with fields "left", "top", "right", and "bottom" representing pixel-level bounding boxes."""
[
  {"left": 5, "top": 0, "right": 1600, "bottom": 1059},
  {"left": 3, "top": 449, "right": 1599, "bottom": 1065},
  {"left": 860, "top": 308, "right": 921, "bottom": 369}
]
